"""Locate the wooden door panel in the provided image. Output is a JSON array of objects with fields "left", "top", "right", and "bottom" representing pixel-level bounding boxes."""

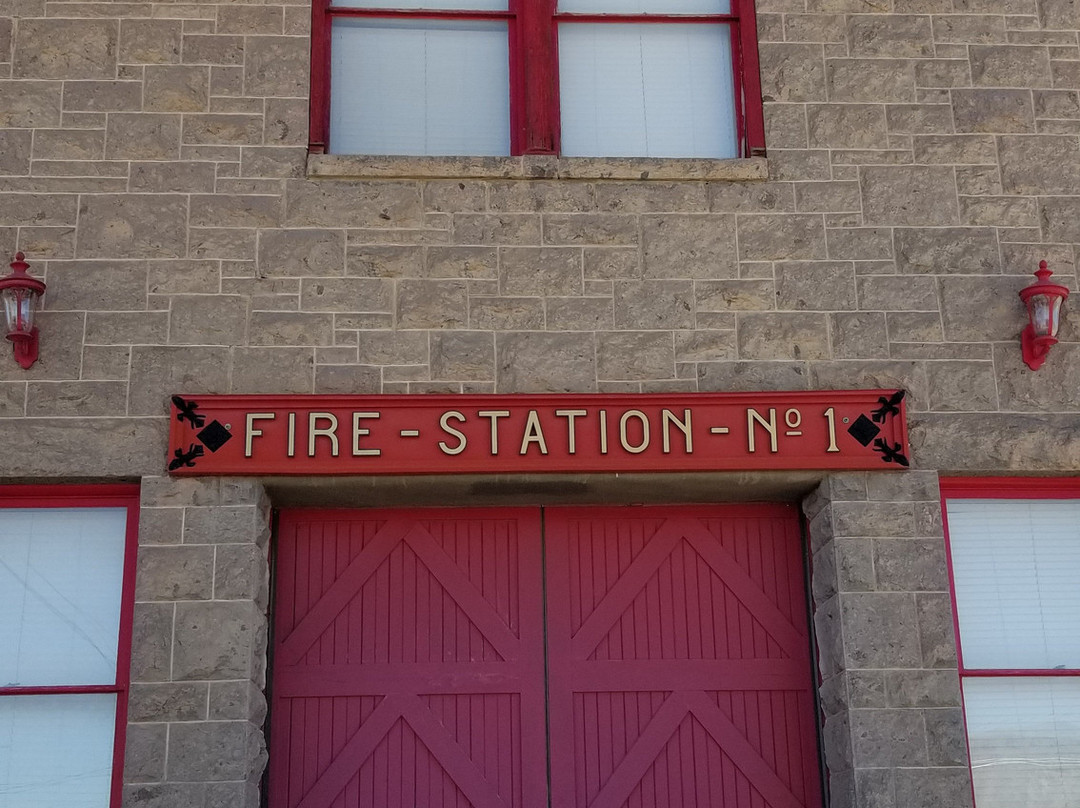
[
  {"left": 546, "top": 506, "right": 822, "bottom": 808},
  {"left": 271, "top": 509, "right": 548, "bottom": 808}
]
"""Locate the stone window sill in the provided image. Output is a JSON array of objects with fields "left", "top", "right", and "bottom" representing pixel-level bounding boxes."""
[{"left": 306, "top": 154, "right": 768, "bottom": 182}]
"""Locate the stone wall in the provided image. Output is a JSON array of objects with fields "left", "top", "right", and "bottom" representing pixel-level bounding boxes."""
[
  {"left": 0, "top": 0, "right": 1077, "bottom": 804},
  {"left": 806, "top": 471, "right": 971, "bottom": 808},
  {"left": 125, "top": 477, "right": 270, "bottom": 808}
]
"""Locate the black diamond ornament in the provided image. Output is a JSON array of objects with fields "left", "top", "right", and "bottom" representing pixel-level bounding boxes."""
[
  {"left": 197, "top": 420, "right": 233, "bottom": 452},
  {"left": 847, "top": 414, "right": 881, "bottom": 447}
]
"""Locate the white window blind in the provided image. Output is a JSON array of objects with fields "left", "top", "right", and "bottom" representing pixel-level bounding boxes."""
[
  {"left": 559, "top": 0, "right": 730, "bottom": 14},
  {"left": 0, "top": 508, "right": 127, "bottom": 687},
  {"left": 558, "top": 23, "right": 737, "bottom": 159},
  {"left": 0, "top": 694, "right": 117, "bottom": 808},
  {"left": 946, "top": 499, "right": 1080, "bottom": 671},
  {"left": 963, "top": 677, "right": 1080, "bottom": 808},
  {"left": 329, "top": 18, "right": 511, "bottom": 156}
]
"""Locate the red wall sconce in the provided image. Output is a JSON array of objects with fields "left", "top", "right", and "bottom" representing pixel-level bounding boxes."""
[
  {"left": 0, "top": 253, "right": 46, "bottom": 369},
  {"left": 1019, "top": 260, "right": 1070, "bottom": 371}
]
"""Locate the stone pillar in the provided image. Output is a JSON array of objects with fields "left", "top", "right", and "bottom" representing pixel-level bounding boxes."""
[
  {"left": 803, "top": 471, "right": 973, "bottom": 808},
  {"left": 124, "top": 477, "right": 271, "bottom": 808}
]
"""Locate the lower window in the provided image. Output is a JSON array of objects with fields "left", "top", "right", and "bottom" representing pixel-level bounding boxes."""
[
  {"left": 0, "top": 486, "right": 138, "bottom": 808},
  {"left": 942, "top": 479, "right": 1080, "bottom": 808}
]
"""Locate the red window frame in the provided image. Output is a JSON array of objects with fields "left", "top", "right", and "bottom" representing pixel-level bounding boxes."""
[
  {"left": 0, "top": 484, "right": 140, "bottom": 808},
  {"left": 940, "top": 477, "right": 1080, "bottom": 807},
  {"left": 308, "top": 0, "right": 766, "bottom": 158}
]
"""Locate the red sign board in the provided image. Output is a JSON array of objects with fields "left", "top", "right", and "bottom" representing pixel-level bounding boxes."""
[{"left": 167, "top": 390, "right": 910, "bottom": 476}]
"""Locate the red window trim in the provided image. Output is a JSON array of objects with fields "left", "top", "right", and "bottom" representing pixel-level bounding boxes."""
[
  {"left": 0, "top": 484, "right": 140, "bottom": 808},
  {"left": 940, "top": 477, "right": 1080, "bottom": 808},
  {"left": 308, "top": 0, "right": 766, "bottom": 158}
]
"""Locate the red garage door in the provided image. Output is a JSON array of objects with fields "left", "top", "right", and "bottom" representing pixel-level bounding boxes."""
[{"left": 270, "top": 505, "right": 822, "bottom": 808}]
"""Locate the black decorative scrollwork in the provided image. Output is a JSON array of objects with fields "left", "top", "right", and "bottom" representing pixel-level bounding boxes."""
[
  {"left": 168, "top": 444, "right": 205, "bottom": 471},
  {"left": 172, "top": 395, "right": 206, "bottom": 428}
]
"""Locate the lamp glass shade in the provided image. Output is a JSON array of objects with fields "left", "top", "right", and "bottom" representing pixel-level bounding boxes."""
[
  {"left": 1027, "top": 293, "right": 1062, "bottom": 338},
  {"left": 1, "top": 285, "right": 39, "bottom": 335}
]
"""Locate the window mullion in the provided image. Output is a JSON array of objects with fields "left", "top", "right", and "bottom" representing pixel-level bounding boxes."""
[{"left": 515, "top": 0, "right": 559, "bottom": 154}]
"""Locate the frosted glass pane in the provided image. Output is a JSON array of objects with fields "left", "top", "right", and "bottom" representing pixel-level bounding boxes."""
[
  {"left": 559, "top": 24, "right": 737, "bottom": 158},
  {"left": 964, "top": 678, "right": 1080, "bottom": 808},
  {"left": 0, "top": 508, "right": 127, "bottom": 687},
  {"left": 946, "top": 499, "right": 1080, "bottom": 670},
  {"left": 331, "top": 0, "right": 506, "bottom": 8},
  {"left": 0, "top": 694, "right": 117, "bottom": 808},
  {"left": 330, "top": 19, "right": 510, "bottom": 156},
  {"left": 559, "top": 0, "right": 729, "bottom": 15}
]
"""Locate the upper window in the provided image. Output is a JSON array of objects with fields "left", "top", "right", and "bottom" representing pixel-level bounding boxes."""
[
  {"left": 0, "top": 486, "right": 138, "bottom": 808},
  {"left": 942, "top": 479, "right": 1080, "bottom": 808},
  {"left": 310, "top": 0, "right": 764, "bottom": 158}
]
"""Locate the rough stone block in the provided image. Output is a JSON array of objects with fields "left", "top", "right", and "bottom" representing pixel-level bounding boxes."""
[
  {"left": 641, "top": 214, "right": 737, "bottom": 279},
  {"left": 499, "top": 247, "right": 582, "bottom": 295},
  {"left": 916, "top": 592, "right": 959, "bottom": 667},
  {"left": 168, "top": 721, "right": 266, "bottom": 782},
  {"left": 543, "top": 213, "right": 637, "bottom": 246},
  {"left": 60, "top": 80, "right": 142, "bottom": 113},
  {"left": 129, "top": 682, "right": 209, "bottom": 722},
  {"left": 894, "top": 228, "right": 999, "bottom": 274},
  {"left": 124, "top": 722, "right": 166, "bottom": 783},
  {"left": 182, "top": 34, "right": 245, "bottom": 66},
  {"left": 758, "top": 44, "right": 826, "bottom": 101},
  {"left": 138, "top": 507, "right": 184, "bottom": 546},
  {"left": 130, "top": 602, "right": 173, "bottom": 683},
  {"left": 831, "top": 312, "right": 889, "bottom": 359},
  {"left": 14, "top": 19, "right": 117, "bottom": 79},
  {"left": 136, "top": 545, "right": 215, "bottom": 601},
  {"left": 860, "top": 167, "right": 958, "bottom": 226},
  {"left": 495, "top": 332, "right": 597, "bottom": 393},
  {"left": 885, "top": 103, "right": 953, "bottom": 135},
  {"left": 827, "top": 227, "right": 893, "bottom": 261},
  {"left": 430, "top": 331, "right": 494, "bottom": 380},
  {"left": 265, "top": 98, "right": 309, "bottom": 145},
  {"left": 244, "top": 36, "right": 308, "bottom": 96},
  {"left": 894, "top": 767, "right": 973, "bottom": 808},
  {"left": 952, "top": 89, "right": 1034, "bottom": 132},
  {"left": 884, "top": 669, "right": 961, "bottom": 708},
  {"left": 847, "top": 15, "right": 933, "bottom": 57},
  {"left": 120, "top": 19, "right": 182, "bottom": 64},
  {"left": 0, "top": 81, "right": 61, "bottom": 128},
  {"left": 597, "top": 331, "right": 675, "bottom": 380},
  {"left": 613, "top": 281, "right": 694, "bottom": 330},
  {"left": 544, "top": 298, "right": 612, "bottom": 330},
  {"left": 794, "top": 181, "right": 861, "bottom": 212},
  {"left": 940, "top": 276, "right": 1025, "bottom": 341},
  {"left": 209, "top": 680, "right": 267, "bottom": 724},
  {"left": 696, "top": 280, "right": 774, "bottom": 312},
  {"left": 145, "top": 65, "right": 210, "bottom": 112},
  {"left": 314, "top": 364, "right": 381, "bottom": 394},
  {"left": 842, "top": 593, "right": 923, "bottom": 667},
  {"left": 999, "top": 134, "right": 1080, "bottom": 194},
  {"left": 970, "top": 44, "right": 1051, "bottom": 87},
  {"left": 128, "top": 346, "right": 231, "bottom": 415},
  {"left": 184, "top": 115, "right": 262, "bottom": 148},
  {"left": 172, "top": 601, "right": 265, "bottom": 681},
  {"left": 348, "top": 245, "right": 424, "bottom": 278},
  {"left": 873, "top": 538, "right": 949, "bottom": 591},
  {"left": 925, "top": 708, "right": 969, "bottom": 766},
  {"left": 256, "top": 229, "right": 344, "bottom": 277},
  {"left": 354, "top": 331, "right": 427, "bottom": 366},
  {"left": 248, "top": 311, "right": 332, "bottom": 346},
  {"left": 698, "top": 360, "right": 809, "bottom": 392},
  {"left": 738, "top": 214, "right": 825, "bottom": 260},
  {"left": 850, "top": 709, "right": 929, "bottom": 766},
  {"left": 776, "top": 262, "right": 856, "bottom": 310},
  {"left": 25, "top": 380, "right": 127, "bottom": 417},
  {"left": 827, "top": 59, "right": 915, "bottom": 102},
  {"left": 0, "top": 193, "right": 76, "bottom": 227},
  {"left": 214, "top": 543, "right": 269, "bottom": 604},
  {"left": 737, "top": 312, "right": 830, "bottom": 360},
  {"left": 285, "top": 180, "right": 423, "bottom": 228},
  {"left": 395, "top": 279, "right": 467, "bottom": 328},
  {"left": 45, "top": 260, "right": 149, "bottom": 311},
  {"left": 105, "top": 114, "right": 182, "bottom": 160},
  {"left": 168, "top": 295, "right": 247, "bottom": 345},
  {"left": 232, "top": 347, "right": 314, "bottom": 394},
  {"left": 926, "top": 360, "right": 997, "bottom": 411}
]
